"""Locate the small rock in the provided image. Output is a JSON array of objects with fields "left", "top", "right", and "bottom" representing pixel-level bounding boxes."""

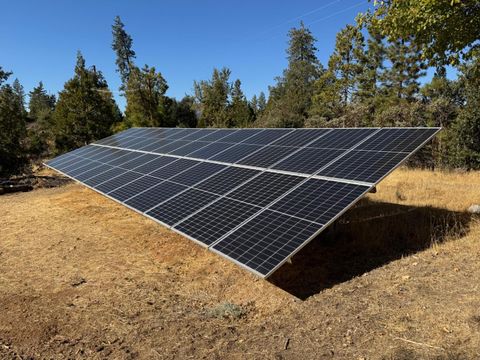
[
  {"left": 468, "top": 205, "right": 480, "bottom": 214},
  {"left": 70, "top": 275, "right": 86, "bottom": 287}
]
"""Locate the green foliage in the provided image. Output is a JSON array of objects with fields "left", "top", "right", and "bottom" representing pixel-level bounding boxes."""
[
  {"left": 446, "top": 51, "right": 480, "bottom": 169},
  {"left": 194, "top": 67, "right": 232, "bottom": 127},
  {"left": 124, "top": 65, "right": 168, "bottom": 127},
  {"left": 366, "top": 0, "right": 480, "bottom": 65},
  {"left": 53, "top": 52, "right": 121, "bottom": 153},
  {"left": 259, "top": 22, "right": 322, "bottom": 127},
  {"left": 0, "top": 74, "right": 27, "bottom": 176},
  {"left": 27, "top": 82, "right": 57, "bottom": 157},
  {"left": 112, "top": 16, "right": 136, "bottom": 89},
  {"left": 380, "top": 38, "right": 426, "bottom": 103},
  {"left": 163, "top": 96, "right": 197, "bottom": 128},
  {"left": 229, "top": 79, "right": 253, "bottom": 127}
]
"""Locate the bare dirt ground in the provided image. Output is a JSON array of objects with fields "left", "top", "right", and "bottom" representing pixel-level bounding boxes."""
[{"left": 0, "top": 168, "right": 479, "bottom": 359}]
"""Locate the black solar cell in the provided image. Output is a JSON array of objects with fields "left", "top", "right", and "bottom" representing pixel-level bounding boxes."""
[
  {"left": 236, "top": 145, "right": 297, "bottom": 168},
  {"left": 227, "top": 172, "right": 304, "bottom": 207},
  {"left": 212, "top": 210, "right": 320, "bottom": 276},
  {"left": 209, "top": 143, "right": 262, "bottom": 163},
  {"left": 108, "top": 175, "right": 161, "bottom": 201},
  {"left": 195, "top": 167, "right": 260, "bottom": 195},
  {"left": 271, "top": 148, "right": 345, "bottom": 174},
  {"left": 169, "top": 162, "right": 226, "bottom": 186},
  {"left": 269, "top": 178, "right": 369, "bottom": 224},
  {"left": 317, "top": 150, "right": 408, "bottom": 183},
  {"left": 125, "top": 180, "right": 187, "bottom": 212},
  {"left": 307, "top": 128, "right": 377, "bottom": 150},
  {"left": 147, "top": 189, "right": 219, "bottom": 226},
  {"left": 173, "top": 198, "right": 260, "bottom": 246}
]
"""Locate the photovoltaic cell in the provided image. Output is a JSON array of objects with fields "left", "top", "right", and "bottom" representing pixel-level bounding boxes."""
[
  {"left": 237, "top": 145, "right": 297, "bottom": 168},
  {"left": 209, "top": 143, "right": 263, "bottom": 163},
  {"left": 272, "top": 148, "right": 345, "bottom": 174},
  {"left": 174, "top": 198, "right": 260, "bottom": 246},
  {"left": 187, "top": 142, "right": 235, "bottom": 160},
  {"left": 270, "top": 129, "right": 331, "bottom": 147},
  {"left": 212, "top": 210, "right": 320, "bottom": 276},
  {"left": 357, "top": 128, "right": 439, "bottom": 152},
  {"left": 169, "top": 162, "right": 226, "bottom": 187},
  {"left": 130, "top": 156, "right": 176, "bottom": 174},
  {"left": 108, "top": 175, "right": 161, "bottom": 202},
  {"left": 227, "top": 172, "right": 304, "bottom": 207},
  {"left": 241, "top": 129, "right": 293, "bottom": 145},
  {"left": 317, "top": 150, "right": 408, "bottom": 183},
  {"left": 84, "top": 167, "right": 126, "bottom": 187},
  {"left": 308, "top": 128, "right": 377, "bottom": 150},
  {"left": 125, "top": 180, "right": 187, "bottom": 212},
  {"left": 196, "top": 129, "right": 237, "bottom": 142},
  {"left": 167, "top": 141, "right": 210, "bottom": 156},
  {"left": 45, "top": 126, "right": 440, "bottom": 279},
  {"left": 147, "top": 189, "right": 219, "bottom": 226},
  {"left": 269, "top": 179, "right": 369, "bottom": 224},
  {"left": 219, "top": 129, "right": 262, "bottom": 143},
  {"left": 148, "top": 158, "right": 200, "bottom": 179},
  {"left": 95, "top": 171, "right": 143, "bottom": 193},
  {"left": 195, "top": 167, "right": 260, "bottom": 195}
]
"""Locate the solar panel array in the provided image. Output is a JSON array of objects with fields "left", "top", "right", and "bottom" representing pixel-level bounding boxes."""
[{"left": 45, "top": 127, "right": 440, "bottom": 278}]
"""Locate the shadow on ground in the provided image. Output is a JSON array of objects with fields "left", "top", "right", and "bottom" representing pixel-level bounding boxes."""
[{"left": 268, "top": 198, "right": 473, "bottom": 300}]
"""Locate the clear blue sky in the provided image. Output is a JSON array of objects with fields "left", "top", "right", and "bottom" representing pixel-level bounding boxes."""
[{"left": 2, "top": 0, "right": 444, "bottom": 111}]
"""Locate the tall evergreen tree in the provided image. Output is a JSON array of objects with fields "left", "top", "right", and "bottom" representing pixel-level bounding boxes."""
[
  {"left": 27, "top": 82, "right": 57, "bottom": 156},
  {"left": 0, "top": 66, "right": 11, "bottom": 86},
  {"left": 194, "top": 67, "right": 231, "bottom": 127},
  {"left": 356, "top": 24, "right": 385, "bottom": 104},
  {"left": 260, "top": 22, "right": 322, "bottom": 127},
  {"left": 112, "top": 16, "right": 136, "bottom": 90},
  {"left": 448, "top": 50, "right": 480, "bottom": 169},
  {"left": 229, "top": 79, "right": 252, "bottom": 127},
  {"left": 0, "top": 74, "right": 27, "bottom": 175},
  {"left": 381, "top": 38, "right": 426, "bottom": 103},
  {"left": 28, "top": 81, "right": 56, "bottom": 122},
  {"left": 328, "top": 24, "right": 365, "bottom": 106},
  {"left": 163, "top": 96, "right": 197, "bottom": 128},
  {"left": 123, "top": 65, "right": 168, "bottom": 128},
  {"left": 53, "top": 52, "right": 121, "bottom": 152}
]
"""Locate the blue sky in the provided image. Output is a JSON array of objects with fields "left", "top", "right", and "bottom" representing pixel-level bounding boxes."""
[{"left": 1, "top": 0, "right": 446, "bottom": 110}]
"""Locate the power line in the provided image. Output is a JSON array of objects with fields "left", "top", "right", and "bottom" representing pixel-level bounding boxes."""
[
  {"left": 306, "top": 1, "right": 365, "bottom": 26},
  {"left": 259, "top": 0, "right": 341, "bottom": 35}
]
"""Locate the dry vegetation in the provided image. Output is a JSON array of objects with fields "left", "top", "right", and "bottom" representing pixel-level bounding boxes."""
[{"left": 0, "top": 168, "right": 479, "bottom": 359}]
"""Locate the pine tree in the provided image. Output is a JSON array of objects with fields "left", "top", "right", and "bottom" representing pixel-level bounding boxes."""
[
  {"left": 0, "top": 66, "right": 11, "bottom": 86},
  {"left": 53, "top": 52, "right": 121, "bottom": 152},
  {"left": 328, "top": 25, "right": 365, "bottom": 106},
  {"left": 356, "top": 24, "right": 385, "bottom": 105},
  {"left": 112, "top": 16, "right": 136, "bottom": 90},
  {"left": 194, "top": 68, "right": 231, "bottom": 127},
  {"left": 0, "top": 74, "right": 27, "bottom": 175},
  {"left": 260, "top": 22, "right": 322, "bottom": 127},
  {"left": 229, "top": 79, "right": 252, "bottom": 127},
  {"left": 28, "top": 82, "right": 56, "bottom": 122},
  {"left": 124, "top": 65, "right": 169, "bottom": 128},
  {"left": 163, "top": 96, "right": 197, "bottom": 128},
  {"left": 257, "top": 92, "right": 267, "bottom": 116},
  {"left": 448, "top": 51, "right": 480, "bottom": 169},
  {"left": 381, "top": 38, "right": 426, "bottom": 103},
  {"left": 27, "top": 82, "right": 57, "bottom": 156}
]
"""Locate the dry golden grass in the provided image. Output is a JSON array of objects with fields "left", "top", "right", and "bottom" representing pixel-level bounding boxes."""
[{"left": 0, "top": 168, "right": 479, "bottom": 359}]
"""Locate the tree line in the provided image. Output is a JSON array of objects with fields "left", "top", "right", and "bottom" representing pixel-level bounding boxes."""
[{"left": 1, "top": 1, "right": 479, "bottom": 177}]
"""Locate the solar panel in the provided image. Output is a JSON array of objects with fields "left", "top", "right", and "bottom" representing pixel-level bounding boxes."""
[{"left": 45, "top": 127, "right": 440, "bottom": 278}]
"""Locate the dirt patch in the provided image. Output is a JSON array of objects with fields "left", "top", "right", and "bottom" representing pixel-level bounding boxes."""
[{"left": 0, "top": 169, "right": 479, "bottom": 359}]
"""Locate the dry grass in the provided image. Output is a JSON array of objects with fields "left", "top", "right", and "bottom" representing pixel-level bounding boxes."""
[{"left": 0, "top": 168, "right": 479, "bottom": 359}]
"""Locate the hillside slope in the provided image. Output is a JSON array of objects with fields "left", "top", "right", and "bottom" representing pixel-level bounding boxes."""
[{"left": 0, "top": 169, "right": 479, "bottom": 359}]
